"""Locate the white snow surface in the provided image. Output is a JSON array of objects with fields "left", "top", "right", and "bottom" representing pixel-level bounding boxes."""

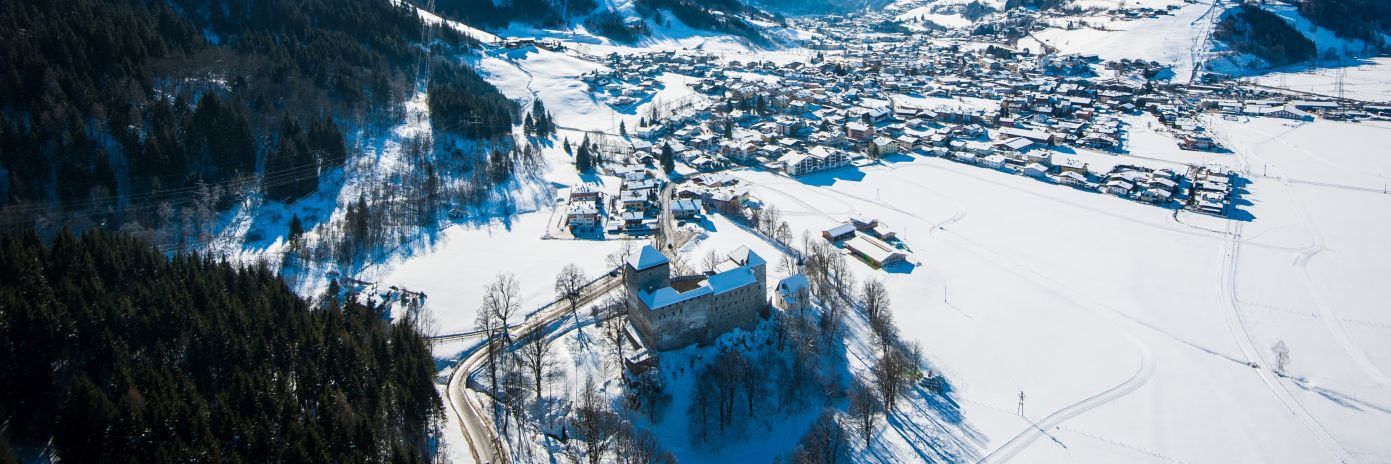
[{"left": 719, "top": 115, "right": 1391, "bottom": 462}]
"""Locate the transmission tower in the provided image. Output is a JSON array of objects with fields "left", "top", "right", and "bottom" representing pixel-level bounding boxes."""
[{"left": 1335, "top": 66, "right": 1347, "bottom": 101}]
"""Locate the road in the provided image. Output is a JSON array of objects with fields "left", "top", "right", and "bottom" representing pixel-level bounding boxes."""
[{"left": 443, "top": 273, "right": 622, "bottom": 464}]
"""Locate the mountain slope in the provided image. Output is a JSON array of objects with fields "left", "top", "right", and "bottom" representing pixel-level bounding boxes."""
[{"left": 0, "top": 0, "right": 514, "bottom": 245}]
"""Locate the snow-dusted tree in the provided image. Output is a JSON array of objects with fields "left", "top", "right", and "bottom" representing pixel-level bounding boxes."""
[
  {"left": 761, "top": 205, "right": 783, "bottom": 237},
  {"left": 775, "top": 221, "right": 793, "bottom": 246}
]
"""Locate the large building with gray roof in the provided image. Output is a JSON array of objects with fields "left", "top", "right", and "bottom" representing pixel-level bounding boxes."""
[{"left": 624, "top": 244, "right": 767, "bottom": 351}]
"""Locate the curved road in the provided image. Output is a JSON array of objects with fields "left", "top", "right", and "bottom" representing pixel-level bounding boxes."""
[{"left": 443, "top": 274, "right": 622, "bottom": 464}]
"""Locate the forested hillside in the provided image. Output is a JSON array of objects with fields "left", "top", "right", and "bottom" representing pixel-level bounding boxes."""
[
  {"left": 636, "top": 0, "right": 776, "bottom": 45},
  {"left": 1298, "top": 0, "right": 1391, "bottom": 50},
  {"left": 425, "top": 0, "right": 597, "bottom": 29},
  {"left": 1213, "top": 4, "right": 1316, "bottom": 67},
  {"left": 0, "top": 0, "right": 513, "bottom": 238},
  {"left": 0, "top": 230, "right": 441, "bottom": 462},
  {"left": 751, "top": 0, "right": 892, "bottom": 15}
]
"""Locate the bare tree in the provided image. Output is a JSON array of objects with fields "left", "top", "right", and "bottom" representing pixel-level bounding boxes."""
[
  {"left": 821, "top": 294, "right": 847, "bottom": 345},
  {"left": 556, "top": 263, "right": 587, "bottom": 317},
  {"left": 827, "top": 252, "right": 855, "bottom": 303},
  {"left": 762, "top": 205, "right": 783, "bottom": 237},
  {"left": 847, "top": 380, "right": 883, "bottom": 448},
  {"left": 519, "top": 330, "right": 556, "bottom": 399},
  {"left": 483, "top": 273, "right": 522, "bottom": 341},
  {"left": 775, "top": 221, "right": 793, "bottom": 246},
  {"left": 790, "top": 409, "right": 846, "bottom": 464},
  {"left": 668, "top": 248, "right": 696, "bottom": 276},
  {"left": 873, "top": 347, "right": 910, "bottom": 413},
  {"left": 1272, "top": 340, "right": 1291, "bottom": 376},
  {"left": 474, "top": 305, "right": 504, "bottom": 402},
  {"left": 689, "top": 375, "right": 716, "bottom": 444},
  {"left": 860, "top": 279, "right": 890, "bottom": 326},
  {"left": 702, "top": 248, "right": 723, "bottom": 274},
  {"left": 869, "top": 308, "right": 898, "bottom": 354},
  {"left": 572, "top": 375, "right": 620, "bottom": 464},
  {"left": 777, "top": 252, "right": 801, "bottom": 276},
  {"left": 606, "top": 240, "right": 635, "bottom": 285},
  {"left": 601, "top": 293, "right": 630, "bottom": 376},
  {"left": 616, "top": 422, "right": 675, "bottom": 464}
]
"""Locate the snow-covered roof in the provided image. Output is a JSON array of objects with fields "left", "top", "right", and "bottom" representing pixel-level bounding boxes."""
[
  {"left": 778, "top": 274, "right": 810, "bottom": 295},
  {"left": 726, "top": 245, "right": 765, "bottom": 268},
  {"left": 706, "top": 267, "right": 756, "bottom": 295},
  {"left": 567, "top": 202, "right": 598, "bottom": 215},
  {"left": 629, "top": 245, "right": 670, "bottom": 271},
  {"left": 672, "top": 199, "right": 701, "bottom": 212},
  {"left": 639, "top": 285, "right": 711, "bottom": 309},
  {"left": 844, "top": 235, "right": 905, "bottom": 265},
  {"left": 824, "top": 222, "right": 857, "bottom": 238}
]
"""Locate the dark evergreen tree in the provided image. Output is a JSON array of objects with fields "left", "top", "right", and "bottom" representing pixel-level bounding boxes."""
[
  {"left": 576, "top": 136, "right": 594, "bottom": 172},
  {"left": 289, "top": 214, "right": 305, "bottom": 244},
  {"left": 660, "top": 142, "right": 676, "bottom": 173},
  {"left": 0, "top": 230, "right": 442, "bottom": 462},
  {"left": 428, "top": 62, "right": 517, "bottom": 139}
]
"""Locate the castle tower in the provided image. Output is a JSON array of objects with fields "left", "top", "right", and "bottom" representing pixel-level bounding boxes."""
[{"left": 625, "top": 245, "right": 671, "bottom": 303}]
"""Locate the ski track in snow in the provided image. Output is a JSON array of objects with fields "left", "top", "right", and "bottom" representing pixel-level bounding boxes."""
[
  {"left": 1238, "top": 126, "right": 1391, "bottom": 387},
  {"left": 1213, "top": 130, "right": 1362, "bottom": 464},
  {"left": 746, "top": 161, "right": 1159, "bottom": 463}
]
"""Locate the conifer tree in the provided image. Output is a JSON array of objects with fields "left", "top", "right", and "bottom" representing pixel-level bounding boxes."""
[
  {"left": 576, "top": 136, "right": 593, "bottom": 172},
  {"left": 660, "top": 142, "right": 675, "bottom": 173}
]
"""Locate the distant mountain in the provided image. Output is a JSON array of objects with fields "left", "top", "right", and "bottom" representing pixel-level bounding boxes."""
[
  {"left": 424, "top": 0, "right": 781, "bottom": 44},
  {"left": 751, "top": 0, "right": 896, "bottom": 15}
]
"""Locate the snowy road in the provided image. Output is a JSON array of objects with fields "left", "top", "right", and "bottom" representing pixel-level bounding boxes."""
[{"left": 444, "top": 274, "right": 623, "bottom": 464}]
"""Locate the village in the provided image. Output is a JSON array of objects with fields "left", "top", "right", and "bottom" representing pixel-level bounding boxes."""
[{"left": 528, "top": 6, "right": 1391, "bottom": 265}]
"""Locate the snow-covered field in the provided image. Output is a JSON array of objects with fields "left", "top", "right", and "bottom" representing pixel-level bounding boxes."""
[
  {"left": 1247, "top": 57, "right": 1391, "bottom": 104},
  {"left": 715, "top": 115, "right": 1391, "bottom": 462}
]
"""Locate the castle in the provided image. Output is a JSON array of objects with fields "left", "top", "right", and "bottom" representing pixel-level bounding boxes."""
[{"left": 625, "top": 244, "right": 767, "bottom": 351}]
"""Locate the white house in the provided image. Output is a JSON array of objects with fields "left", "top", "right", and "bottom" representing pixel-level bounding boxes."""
[{"left": 1023, "top": 163, "right": 1050, "bottom": 178}]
